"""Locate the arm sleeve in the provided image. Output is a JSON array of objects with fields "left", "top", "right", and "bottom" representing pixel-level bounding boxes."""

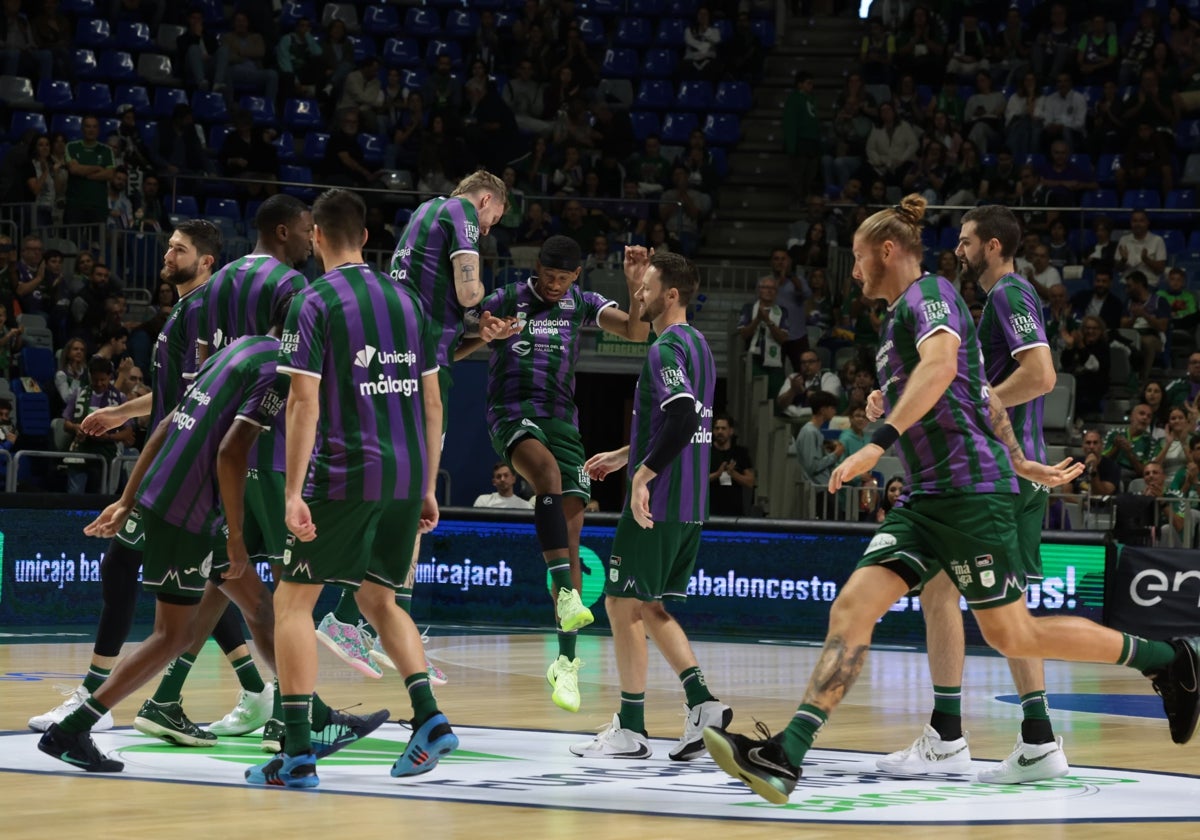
[{"left": 641, "top": 395, "right": 699, "bottom": 474}]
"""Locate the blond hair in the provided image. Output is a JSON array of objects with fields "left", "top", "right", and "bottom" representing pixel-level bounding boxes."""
[
  {"left": 855, "top": 193, "right": 927, "bottom": 256},
  {"left": 451, "top": 169, "right": 507, "bottom": 210}
]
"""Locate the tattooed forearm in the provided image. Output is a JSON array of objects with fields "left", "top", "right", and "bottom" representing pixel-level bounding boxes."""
[
  {"left": 801, "top": 635, "right": 869, "bottom": 708},
  {"left": 986, "top": 390, "right": 1026, "bottom": 465}
]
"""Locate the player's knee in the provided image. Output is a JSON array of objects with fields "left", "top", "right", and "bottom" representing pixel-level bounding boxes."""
[
  {"left": 978, "top": 619, "right": 1036, "bottom": 659},
  {"left": 604, "top": 594, "right": 640, "bottom": 622}
]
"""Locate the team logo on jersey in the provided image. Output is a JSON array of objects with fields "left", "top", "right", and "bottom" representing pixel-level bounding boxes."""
[
  {"left": 559, "top": 296, "right": 575, "bottom": 311},
  {"left": 1008, "top": 313, "right": 1038, "bottom": 339},
  {"left": 866, "top": 533, "right": 897, "bottom": 553},
  {"left": 660, "top": 367, "right": 686, "bottom": 389},
  {"left": 921, "top": 299, "right": 951, "bottom": 324},
  {"left": 980, "top": 570, "right": 996, "bottom": 588},
  {"left": 259, "top": 389, "right": 285, "bottom": 419},
  {"left": 200, "top": 552, "right": 212, "bottom": 579},
  {"left": 211, "top": 328, "right": 225, "bottom": 348},
  {"left": 354, "top": 345, "right": 378, "bottom": 368},
  {"left": 974, "top": 554, "right": 993, "bottom": 567},
  {"left": 280, "top": 329, "right": 300, "bottom": 355},
  {"left": 464, "top": 222, "right": 479, "bottom": 244},
  {"left": 511, "top": 340, "right": 532, "bottom": 357}
]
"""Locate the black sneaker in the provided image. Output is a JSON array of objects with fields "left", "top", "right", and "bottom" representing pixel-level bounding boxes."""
[
  {"left": 702, "top": 722, "right": 801, "bottom": 804},
  {"left": 312, "top": 708, "right": 390, "bottom": 758},
  {"left": 1150, "top": 637, "right": 1200, "bottom": 745},
  {"left": 38, "top": 723, "right": 124, "bottom": 773}
]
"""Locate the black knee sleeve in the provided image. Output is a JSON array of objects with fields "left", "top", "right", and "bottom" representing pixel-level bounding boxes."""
[
  {"left": 534, "top": 494, "right": 569, "bottom": 552},
  {"left": 211, "top": 603, "right": 248, "bottom": 654},
  {"left": 94, "top": 540, "right": 143, "bottom": 657}
]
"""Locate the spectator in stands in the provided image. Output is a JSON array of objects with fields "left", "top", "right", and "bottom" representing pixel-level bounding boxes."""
[
  {"left": 1140, "top": 380, "right": 1172, "bottom": 434},
  {"left": 24, "top": 133, "right": 58, "bottom": 230},
  {"left": 793, "top": 389, "right": 843, "bottom": 519},
  {"left": 1076, "top": 14, "right": 1118, "bottom": 86},
  {"left": 989, "top": 5, "right": 1030, "bottom": 89},
  {"left": 558, "top": 199, "right": 603, "bottom": 255},
  {"left": 387, "top": 91, "right": 427, "bottom": 172},
  {"left": 963, "top": 71, "right": 1005, "bottom": 153},
  {"left": 222, "top": 11, "right": 278, "bottom": 107},
  {"left": 831, "top": 72, "right": 878, "bottom": 162},
  {"left": 1159, "top": 266, "right": 1200, "bottom": 334},
  {"left": 1023, "top": 244, "right": 1062, "bottom": 302},
  {"left": 626, "top": 135, "right": 672, "bottom": 195},
  {"left": 946, "top": 12, "right": 988, "bottom": 80},
  {"left": 871, "top": 476, "right": 904, "bottom": 524},
  {"left": 515, "top": 201, "right": 553, "bottom": 247},
  {"left": 1088, "top": 79, "right": 1125, "bottom": 156},
  {"left": 1153, "top": 405, "right": 1193, "bottom": 484},
  {"left": 177, "top": 10, "right": 224, "bottom": 93},
  {"left": 1005, "top": 71, "right": 1044, "bottom": 161},
  {"left": 63, "top": 116, "right": 116, "bottom": 228},
  {"left": 776, "top": 349, "right": 841, "bottom": 417},
  {"left": 1117, "top": 121, "right": 1175, "bottom": 195},
  {"left": 490, "top": 165, "right": 524, "bottom": 254},
  {"left": 550, "top": 143, "right": 585, "bottom": 194},
  {"left": 514, "top": 22, "right": 553, "bottom": 84},
  {"left": 891, "top": 73, "right": 922, "bottom": 126},
  {"left": 1122, "top": 270, "right": 1171, "bottom": 382},
  {"left": 113, "top": 0, "right": 161, "bottom": 27},
  {"left": 152, "top": 104, "right": 210, "bottom": 182},
  {"left": 902, "top": 140, "right": 948, "bottom": 205},
  {"left": 505, "top": 59, "right": 551, "bottom": 136},
  {"left": 105, "top": 166, "right": 133, "bottom": 232},
  {"left": 782, "top": 72, "right": 821, "bottom": 201},
  {"left": 1014, "top": 165, "right": 1056, "bottom": 236},
  {"left": 864, "top": 101, "right": 919, "bottom": 187},
  {"left": 726, "top": 10, "right": 765, "bottom": 81},
  {"left": 62, "top": 356, "right": 133, "bottom": 494},
  {"left": 1071, "top": 266, "right": 1123, "bottom": 333},
  {"left": 0, "top": 303, "right": 21, "bottom": 377},
  {"left": 739, "top": 275, "right": 790, "bottom": 396},
  {"left": 470, "top": 9, "right": 501, "bottom": 74},
  {"left": 31, "top": 0, "right": 70, "bottom": 79},
  {"left": 802, "top": 267, "right": 835, "bottom": 340},
  {"left": 684, "top": 5, "right": 723, "bottom": 82},
  {"left": 1168, "top": 6, "right": 1200, "bottom": 81},
  {"left": 70, "top": 261, "right": 119, "bottom": 336},
  {"left": 1045, "top": 219, "right": 1077, "bottom": 272},
  {"left": 0, "top": 0, "right": 50, "bottom": 81},
  {"left": 658, "top": 166, "right": 710, "bottom": 256},
  {"left": 1082, "top": 217, "right": 1119, "bottom": 276},
  {"left": 1075, "top": 428, "right": 1121, "bottom": 496},
  {"left": 895, "top": 5, "right": 944, "bottom": 88},
  {"left": 472, "top": 462, "right": 533, "bottom": 509},
  {"left": 1166, "top": 436, "right": 1200, "bottom": 543},
  {"left": 276, "top": 16, "right": 323, "bottom": 99},
  {"left": 339, "top": 56, "right": 385, "bottom": 134},
  {"left": 319, "top": 109, "right": 381, "bottom": 189},
  {"left": 979, "top": 146, "right": 1018, "bottom": 203},
  {"left": 709, "top": 413, "right": 755, "bottom": 517},
  {"left": 1168, "top": 352, "right": 1200, "bottom": 408},
  {"left": 1117, "top": 209, "right": 1168, "bottom": 286},
  {"left": 924, "top": 107, "right": 961, "bottom": 163},
  {"left": 1122, "top": 68, "right": 1178, "bottom": 144},
  {"left": 792, "top": 221, "right": 829, "bottom": 270},
  {"left": 134, "top": 173, "right": 167, "bottom": 232},
  {"left": 0, "top": 236, "right": 17, "bottom": 311},
  {"left": 1121, "top": 10, "right": 1160, "bottom": 88},
  {"left": 1044, "top": 282, "right": 1080, "bottom": 356},
  {"left": 1104, "top": 402, "right": 1158, "bottom": 487},
  {"left": 0, "top": 397, "right": 16, "bottom": 483},
  {"left": 646, "top": 219, "right": 681, "bottom": 254},
  {"left": 1031, "top": 2, "right": 1075, "bottom": 84},
  {"left": 92, "top": 321, "right": 128, "bottom": 366},
  {"left": 609, "top": 179, "right": 649, "bottom": 243},
  {"left": 552, "top": 19, "right": 599, "bottom": 92},
  {"left": 583, "top": 233, "right": 620, "bottom": 272},
  {"left": 15, "top": 233, "right": 50, "bottom": 316},
  {"left": 218, "top": 110, "right": 279, "bottom": 199},
  {"left": 422, "top": 53, "right": 465, "bottom": 129},
  {"left": 320, "top": 19, "right": 355, "bottom": 99},
  {"left": 1040, "top": 73, "right": 1088, "bottom": 154}
]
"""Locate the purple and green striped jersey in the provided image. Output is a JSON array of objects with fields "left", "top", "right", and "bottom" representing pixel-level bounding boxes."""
[
  {"left": 979, "top": 271, "right": 1049, "bottom": 463},
  {"left": 150, "top": 285, "right": 205, "bottom": 428},
  {"left": 137, "top": 336, "right": 287, "bottom": 535},
  {"left": 388, "top": 196, "right": 479, "bottom": 369},
  {"left": 279, "top": 263, "right": 434, "bottom": 502},
  {"left": 626, "top": 323, "right": 715, "bottom": 524},
  {"left": 482, "top": 278, "right": 615, "bottom": 433},
  {"left": 875, "top": 274, "right": 1017, "bottom": 497}
]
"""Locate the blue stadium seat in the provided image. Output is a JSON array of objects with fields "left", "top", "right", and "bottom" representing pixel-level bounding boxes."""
[
  {"left": 205, "top": 198, "right": 241, "bottom": 220},
  {"left": 239, "top": 96, "right": 276, "bottom": 126},
  {"left": 20, "top": 346, "right": 56, "bottom": 386},
  {"left": 712, "top": 19, "right": 732, "bottom": 41},
  {"left": 425, "top": 40, "right": 462, "bottom": 68},
  {"left": 615, "top": 18, "right": 651, "bottom": 48},
  {"left": 660, "top": 111, "right": 698, "bottom": 145},
  {"left": 642, "top": 49, "right": 677, "bottom": 78},
  {"left": 279, "top": 164, "right": 318, "bottom": 199},
  {"left": 208, "top": 124, "right": 233, "bottom": 152},
  {"left": 702, "top": 113, "right": 740, "bottom": 146},
  {"left": 244, "top": 199, "right": 263, "bottom": 226},
  {"left": 577, "top": 15, "right": 605, "bottom": 45},
  {"left": 71, "top": 49, "right": 100, "bottom": 79},
  {"left": 394, "top": 207, "right": 413, "bottom": 229},
  {"left": 346, "top": 35, "right": 375, "bottom": 63},
  {"left": 192, "top": 91, "right": 229, "bottom": 124},
  {"left": 382, "top": 37, "right": 422, "bottom": 68},
  {"left": 1167, "top": 188, "right": 1196, "bottom": 210},
  {"left": 279, "top": 0, "right": 315, "bottom": 31},
  {"left": 399, "top": 68, "right": 426, "bottom": 90},
  {"left": 171, "top": 195, "right": 199, "bottom": 216},
  {"left": 283, "top": 98, "right": 324, "bottom": 132},
  {"left": 707, "top": 146, "right": 728, "bottom": 178},
  {"left": 1189, "top": 231, "right": 1200, "bottom": 251},
  {"left": 10, "top": 111, "right": 47, "bottom": 141},
  {"left": 15, "top": 391, "right": 50, "bottom": 437},
  {"left": 751, "top": 19, "right": 776, "bottom": 46},
  {"left": 99, "top": 50, "right": 136, "bottom": 82},
  {"left": 1162, "top": 229, "right": 1186, "bottom": 256},
  {"left": 302, "top": 132, "right": 329, "bottom": 163},
  {"left": 36, "top": 80, "right": 73, "bottom": 112},
  {"left": 656, "top": 18, "right": 686, "bottom": 46},
  {"left": 937, "top": 226, "right": 958, "bottom": 251},
  {"left": 629, "top": 111, "right": 661, "bottom": 141},
  {"left": 358, "top": 133, "right": 385, "bottom": 166},
  {"left": 666, "top": 0, "right": 698, "bottom": 13},
  {"left": 492, "top": 11, "right": 515, "bottom": 29},
  {"left": 1096, "top": 154, "right": 1120, "bottom": 187},
  {"left": 1122, "top": 189, "right": 1161, "bottom": 209},
  {"left": 138, "top": 121, "right": 157, "bottom": 149},
  {"left": 588, "top": 0, "right": 625, "bottom": 13},
  {"left": 49, "top": 114, "right": 81, "bottom": 141},
  {"left": 273, "top": 130, "right": 296, "bottom": 161},
  {"left": 601, "top": 48, "right": 638, "bottom": 78},
  {"left": 114, "top": 84, "right": 150, "bottom": 115},
  {"left": 153, "top": 87, "right": 188, "bottom": 118},
  {"left": 75, "top": 18, "right": 112, "bottom": 49},
  {"left": 98, "top": 117, "right": 119, "bottom": 138},
  {"left": 676, "top": 80, "right": 712, "bottom": 110},
  {"left": 635, "top": 80, "right": 673, "bottom": 111},
  {"left": 713, "top": 81, "right": 752, "bottom": 112},
  {"left": 114, "top": 21, "right": 152, "bottom": 52},
  {"left": 59, "top": 0, "right": 95, "bottom": 12},
  {"left": 362, "top": 5, "right": 400, "bottom": 36},
  {"left": 445, "top": 10, "right": 479, "bottom": 38},
  {"left": 1067, "top": 153, "right": 1095, "bottom": 179},
  {"left": 192, "top": 0, "right": 222, "bottom": 24},
  {"left": 405, "top": 7, "right": 441, "bottom": 37},
  {"left": 75, "top": 83, "right": 114, "bottom": 115},
  {"left": 1178, "top": 119, "right": 1200, "bottom": 152},
  {"left": 1081, "top": 188, "right": 1119, "bottom": 222}
]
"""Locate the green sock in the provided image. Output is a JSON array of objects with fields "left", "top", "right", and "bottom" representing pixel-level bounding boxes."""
[
  {"left": 1020, "top": 690, "right": 1050, "bottom": 721},
  {"left": 405, "top": 672, "right": 439, "bottom": 727},
  {"left": 282, "top": 694, "right": 313, "bottom": 754},
  {"left": 546, "top": 557, "right": 573, "bottom": 595},
  {"left": 230, "top": 653, "right": 266, "bottom": 694},
  {"left": 60, "top": 696, "right": 109, "bottom": 734},
  {"left": 932, "top": 684, "right": 962, "bottom": 717},
  {"left": 679, "top": 666, "right": 716, "bottom": 707},
  {"left": 618, "top": 692, "right": 645, "bottom": 733},
  {"left": 271, "top": 679, "right": 283, "bottom": 720},
  {"left": 310, "top": 693, "right": 331, "bottom": 730},
  {"left": 332, "top": 589, "right": 361, "bottom": 625},
  {"left": 1119, "top": 634, "right": 1177, "bottom": 673},
  {"left": 396, "top": 585, "right": 413, "bottom": 614},
  {"left": 1019, "top": 690, "right": 1055, "bottom": 744},
  {"left": 782, "top": 704, "right": 827, "bottom": 767},
  {"left": 150, "top": 652, "right": 196, "bottom": 704},
  {"left": 81, "top": 663, "right": 111, "bottom": 694},
  {"left": 557, "top": 631, "right": 577, "bottom": 660}
]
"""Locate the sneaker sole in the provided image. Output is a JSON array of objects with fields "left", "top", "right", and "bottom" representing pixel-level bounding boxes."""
[
  {"left": 368, "top": 648, "right": 397, "bottom": 671},
  {"left": 391, "top": 731, "right": 459, "bottom": 777},
  {"left": 978, "top": 762, "right": 1070, "bottom": 784},
  {"left": 702, "top": 728, "right": 790, "bottom": 805},
  {"left": 208, "top": 718, "right": 269, "bottom": 737},
  {"left": 876, "top": 756, "right": 974, "bottom": 774},
  {"left": 560, "top": 607, "right": 594, "bottom": 633},
  {"left": 551, "top": 685, "right": 581, "bottom": 713},
  {"left": 316, "top": 629, "right": 384, "bottom": 679},
  {"left": 569, "top": 743, "right": 652, "bottom": 759},
  {"left": 669, "top": 706, "right": 733, "bottom": 761},
  {"left": 261, "top": 737, "right": 282, "bottom": 754},
  {"left": 1170, "top": 642, "right": 1200, "bottom": 745},
  {"left": 133, "top": 717, "right": 218, "bottom": 747}
]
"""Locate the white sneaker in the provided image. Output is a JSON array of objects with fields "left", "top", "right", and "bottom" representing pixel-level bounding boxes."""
[
  {"left": 669, "top": 700, "right": 733, "bottom": 761},
  {"left": 875, "top": 724, "right": 972, "bottom": 774},
  {"left": 977, "top": 735, "right": 1069, "bottom": 784},
  {"left": 547, "top": 655, "right": 583, "bottom": 713},
  {"left": 207, "top": 684, "right": 275, "bottom": 736},
  {"left": 28, "top": 685, "right": 114, "bottom": 733},
  {"left": 569, "top": 713, "right": 652, "bottom": 759}
]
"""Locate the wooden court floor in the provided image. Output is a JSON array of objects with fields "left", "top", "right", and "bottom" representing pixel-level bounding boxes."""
[{"left": 1, "top": 629, "right": 1196, "bottom": 839}]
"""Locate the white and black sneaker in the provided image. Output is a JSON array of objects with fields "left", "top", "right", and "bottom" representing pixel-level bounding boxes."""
[
  {"left": 702, "top": 722, "right": 800, "bottom": 805},
  {"left": 977, "top": 735, "right": 1069, "bottom": 784},
  {"left": 670, "top": 700, "right": 733, "bottom": 761},
  {"left": 569, "top": 713, "right": 652, "bottom": 759},
  {"left": 875, "top": 724, "right": 972, "bottom": 774}
]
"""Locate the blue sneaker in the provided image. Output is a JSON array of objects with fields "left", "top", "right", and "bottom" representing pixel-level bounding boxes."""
[
  {"left": 391, "top": 713, "right": 458, "bottom": 777},
  {"left": 244, "top": 751, "right": 319, "bottom": 788},
  {"left": 312, "top": 707, "right": 390, "bottom": 758}
]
